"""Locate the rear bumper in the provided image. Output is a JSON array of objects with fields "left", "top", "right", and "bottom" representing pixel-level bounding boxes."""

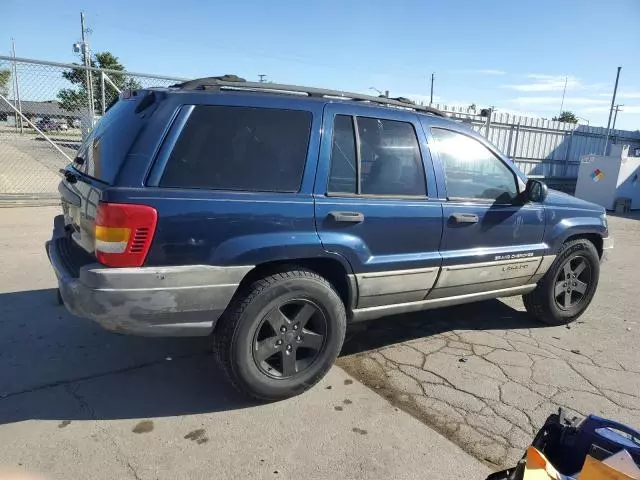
[{"left": 46, "top": 216, "right": 252, "bottom": 336}]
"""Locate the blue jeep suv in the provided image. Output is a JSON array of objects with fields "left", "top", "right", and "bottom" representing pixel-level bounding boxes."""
[{"left": 47, "top": 79, "right": 613, "bottom": 400}]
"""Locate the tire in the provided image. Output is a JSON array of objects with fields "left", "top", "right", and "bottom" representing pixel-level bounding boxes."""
[
  {"left": 523, "top": 238, "right": 600, "bottom": 325},
  {"left": 213, "top": 268, "right": 347, "bottom": 401}
]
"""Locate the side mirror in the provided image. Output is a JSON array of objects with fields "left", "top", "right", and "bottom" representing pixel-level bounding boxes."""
[{"left": 525, "top": 179, "right": 548, "bottom": 203}]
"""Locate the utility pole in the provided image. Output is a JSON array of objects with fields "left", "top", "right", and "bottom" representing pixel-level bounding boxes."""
[
  {"left": 258, "top": 74, "right": 267, "bottom": 83},
  {"left": 558, "top": 75, "right": 568, "bottom": 117},
  {"left": 612, "top": 104, "right": 623, "bottom": 130},
  {"left": 603, "top": 66, "right": 621, "bottom": 155},
  {"left": 80, "top": 11, "right": 95, "bottom": 126},
  {"left": 429, "top": 73, "right": 434, "bottom": 106},
  {"left": 11, "top": 38, "right": 23, "bottom": 133}
]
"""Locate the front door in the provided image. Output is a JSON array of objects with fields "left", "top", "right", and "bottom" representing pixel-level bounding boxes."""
[
  {"left": 426, "top": 126, "right": 547, "bottom": 298},
  {"left": 314, "top": 104, "right": 443, "bottom": 309}
]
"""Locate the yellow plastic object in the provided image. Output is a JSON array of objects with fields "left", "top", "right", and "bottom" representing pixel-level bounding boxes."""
[
  {"left": 523, "top": 447, "right": 563, "bottom": 480},
  {"left": 580, "top": 455, "right": 635, "bottom": 480}
]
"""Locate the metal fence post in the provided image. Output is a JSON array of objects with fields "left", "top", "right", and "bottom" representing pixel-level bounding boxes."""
[
  {"left": 101, "top": 71, "right": 106, "bottom": 115},
  {"left": 512, "top": 122, "right": 520, "bottom": 161},
  {"left": 506, "top": 124, "right": 515, "bottom": 158},
  {"left": 563, "top": 131, "right": 574, "bottom": 177},
  {"left": 485, "top": 109, "right": 493, "bottom": 139}
]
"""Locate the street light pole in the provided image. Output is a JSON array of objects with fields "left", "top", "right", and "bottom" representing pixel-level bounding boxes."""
[
  {"left": 11, "top": 38, "right": 23, "bottom": 133},
  {"left": 430, "top": 72, "right": 434, "bottom": 106},
  {"left": 603, "top": 66, "right": 622, "bottom": 155},
  {"left": 80, "top": 11, "right": 95, "bottom": 126},
  {"left": 558, "top": 75, "right": 568, "bottom": 117}
]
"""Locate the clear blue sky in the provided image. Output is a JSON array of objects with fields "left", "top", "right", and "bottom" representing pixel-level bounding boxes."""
[{"left": 2, "top": 0, "right": 640, "bottom": 129}]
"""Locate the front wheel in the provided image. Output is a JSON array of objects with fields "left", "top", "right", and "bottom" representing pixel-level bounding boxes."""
[
  {"left": 523, "top": 239, "right": 600, "bottom": 325},
  {"left": 213, "top": 268, "right": 346, "bottom": 401}
]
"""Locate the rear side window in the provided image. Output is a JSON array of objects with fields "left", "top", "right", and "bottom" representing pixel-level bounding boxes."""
[
  {"left": 327, "top": 115, "right": 426, "bottom": 196},
  {"left": 159, "top": 106, "right": 312, "bottom": 192}
]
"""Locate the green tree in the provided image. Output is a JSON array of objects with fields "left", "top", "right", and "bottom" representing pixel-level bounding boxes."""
[
  {"left": 0, "top": 69, "right": 10, "bottom": 97},
  {"left": 57, "top": 52, "right": 141, "bottom": 113},
  {"left": 553, "top": 111, "right": 578, "bottom": 124}
]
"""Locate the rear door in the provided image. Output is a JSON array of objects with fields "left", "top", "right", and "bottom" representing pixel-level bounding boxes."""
[
  {"left": 425, "top": 125, "right": 547, "bottom": 298},
  {"left": 314, "top": 104, "right": 443, "bottom": 309}
]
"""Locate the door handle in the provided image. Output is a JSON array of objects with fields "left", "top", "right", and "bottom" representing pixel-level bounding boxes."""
[
  {"left": 328, "top": 211, "right": 365, "bottom": 223},
  {"left": 449, "top": 213, "right": 479, "bottom": 224}
]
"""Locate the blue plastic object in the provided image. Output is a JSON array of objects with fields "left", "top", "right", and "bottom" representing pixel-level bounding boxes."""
[
  {"left": 543, "top": 414, "right": 640, "bottom": 475},
  {"left": 585, "top": 415, "right": 640, "bottom": 456}
]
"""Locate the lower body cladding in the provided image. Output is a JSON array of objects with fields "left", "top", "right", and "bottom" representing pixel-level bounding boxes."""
[
  {"left": 47, "top": 236, "right": 252, "bottom": 336},
  {"left": 350, "top": 255, "right": 556, "bottom": 322}
]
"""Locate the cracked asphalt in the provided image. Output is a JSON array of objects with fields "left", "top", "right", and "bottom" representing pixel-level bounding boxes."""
[{"left": 338, "top": 212, "right": 640, "bottom": 467}]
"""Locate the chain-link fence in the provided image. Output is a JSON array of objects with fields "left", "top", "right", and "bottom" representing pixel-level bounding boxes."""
[{"left": 0, "top": 55, "right": 186, "bottom": 204}]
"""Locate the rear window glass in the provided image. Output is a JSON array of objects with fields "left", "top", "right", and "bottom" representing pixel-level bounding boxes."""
[
  {"left": 73, "top": 96, "right": 146, "bottom": 184},
  {"left": 159, "top": 105, "right": 312, "bottom": 192}
]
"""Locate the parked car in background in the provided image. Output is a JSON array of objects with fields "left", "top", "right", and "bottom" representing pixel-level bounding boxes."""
[
  {"left": 36, "top": 117, "right": 67, "bottom": 131},
  {"left": 46, "top": 80, "right": 613, "bottom": 401}
]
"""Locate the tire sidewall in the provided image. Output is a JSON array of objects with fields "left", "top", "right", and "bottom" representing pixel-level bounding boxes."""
[
  {"left": 546, "top": 241, "right": 600, "bottom": 320},
  {"left": 230, "top": 276, "right": 346, "bottom": 399}
]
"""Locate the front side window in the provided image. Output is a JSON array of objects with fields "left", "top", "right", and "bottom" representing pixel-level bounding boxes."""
[
  {"left": 160, "top": 105, "right": 312, "bottom": 192},
  {"left": 327, "top": 115, "right": 426, "bottom": 197},
  {"left": 430, "top": 128, "right": 518, "bottom": 202}
]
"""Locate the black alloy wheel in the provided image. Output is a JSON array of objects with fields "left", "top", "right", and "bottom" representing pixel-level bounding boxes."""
[
  {"left": 553, "top": 255, "right": 592, "bottom": 310},
  {"left": 252, "top": 299, "right": 327, "bottom": 378},
  {"left": 213, "top": 268, "right": 346, "bottom": 400},
  {"left": 522, "top": 238, "right": 600, "bottom": 325}
]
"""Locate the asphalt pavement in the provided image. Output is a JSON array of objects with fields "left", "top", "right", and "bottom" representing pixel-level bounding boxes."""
[{"left": 0, "top": 206, "right": 490, "bottom": 479}]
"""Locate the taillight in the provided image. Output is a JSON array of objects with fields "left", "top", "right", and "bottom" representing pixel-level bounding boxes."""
[{"left": 95, "top": 202, "right": 157, "bottom": 267}]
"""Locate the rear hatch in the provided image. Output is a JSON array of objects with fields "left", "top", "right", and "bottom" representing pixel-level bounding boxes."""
[{"left": 59, "top": 90, "right": 157, "bottom": 257}]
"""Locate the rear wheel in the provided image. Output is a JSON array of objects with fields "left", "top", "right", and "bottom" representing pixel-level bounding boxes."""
[
  {"left": 213, "top": 268, "right": 346, "bottom": 401},
  {"left": 523, "top": 239, "right": 600, "bottom": 325}
]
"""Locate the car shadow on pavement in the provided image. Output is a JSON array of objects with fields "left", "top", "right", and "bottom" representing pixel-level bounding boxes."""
[
  {"left": 340, "top": 299, "right": 543, "bottom": 356},
  {"left": 0, "top": 289, "right": 540, "bottom": 425},
  {"left": 0, "top": 288, "right": 254, "bottom": 425}
]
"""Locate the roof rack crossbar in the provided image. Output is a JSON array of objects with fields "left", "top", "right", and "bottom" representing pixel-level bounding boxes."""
[{"left": 177, "top": 78, "right": 444, "bottom": 116}]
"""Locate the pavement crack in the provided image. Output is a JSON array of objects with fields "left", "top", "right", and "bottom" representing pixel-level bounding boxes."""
[
  {"left": 0, "top": 352, "right": 206, "bottom": 400},
  {"left": 64, "top": 383, "right": 97, "bottom": 420},
  {"left": 125, "top": 460, "right": 143, "bottom": 480},
  {"left": 65, "top": 382, "right": 145, "bottom": 480},
  {"left": 564, "top": 362, "right": 607, "bottom": 397}
]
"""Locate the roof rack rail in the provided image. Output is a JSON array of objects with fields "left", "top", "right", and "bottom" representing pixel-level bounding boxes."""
[{"left": 173, "top": 77, "right": 445, "bottom": 117}]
